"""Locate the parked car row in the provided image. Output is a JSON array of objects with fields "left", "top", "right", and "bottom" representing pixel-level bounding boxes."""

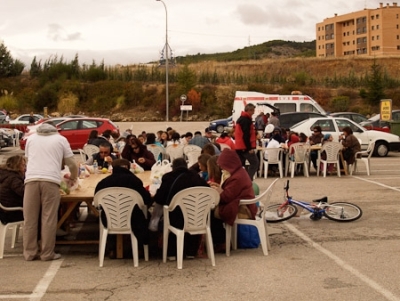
[
  {"left": 19, "top": 117, "right": 119, "bottom": 150},
  {"left": 290, "top": 116, "right": 400, "bottom": 157}
]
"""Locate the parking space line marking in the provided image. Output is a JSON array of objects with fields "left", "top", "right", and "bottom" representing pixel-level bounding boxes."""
[
  {"left": 353, "top": 176, "right": 400, "bottom": 193},
  {"left": 284, "top": 223, "right": 400, "bottom": 301},
  {"left": 29, "top": 260, "right": 64, "bottom": 301}
]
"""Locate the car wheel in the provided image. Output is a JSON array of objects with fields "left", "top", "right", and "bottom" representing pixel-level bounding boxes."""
[
  {"left": 216, "top": 125, "right": 224, "bottom": 133},
  {"left": 374, "top": 141, "right": 389, "bottom": 157}
]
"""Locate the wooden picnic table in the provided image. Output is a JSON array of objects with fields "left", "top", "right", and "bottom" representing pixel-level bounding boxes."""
[{"left": 57, "top": 171, "right": 151, "bottom": 258}]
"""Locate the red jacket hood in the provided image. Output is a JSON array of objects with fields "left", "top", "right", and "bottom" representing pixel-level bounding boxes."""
[{"left": 217, "top": 149, "right": 242, "bottom": 174}]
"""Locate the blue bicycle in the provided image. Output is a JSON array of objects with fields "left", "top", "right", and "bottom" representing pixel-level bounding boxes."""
[{"left": 264, "top": 180, "right": 363, "bottom": 223}]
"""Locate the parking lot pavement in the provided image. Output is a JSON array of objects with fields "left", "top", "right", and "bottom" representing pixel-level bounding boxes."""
[{"left": 1, "top": 147, "right": 400, "bottom": 300}]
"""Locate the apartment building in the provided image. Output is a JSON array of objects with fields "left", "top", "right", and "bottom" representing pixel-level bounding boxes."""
[{"left": 316, "top": 2, "right": 400, "bottom": 57}]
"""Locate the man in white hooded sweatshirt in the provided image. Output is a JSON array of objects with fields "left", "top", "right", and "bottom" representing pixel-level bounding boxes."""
[{"left": 23, "top": 123, "right": 78, "bottom": 261}]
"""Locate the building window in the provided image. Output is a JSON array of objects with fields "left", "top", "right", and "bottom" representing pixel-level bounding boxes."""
[
  {"left": 372, "top": 36, "right": 375, "bottom": 41},
  {"left": 376, "top": 14, "right": 379, "bottom": 19},
  {"left": 397, "top": 14, "right": 399, "bottom": 19},
  {"left": 377, "top": 35, "right": 380, "bottom": 40},
  {"left": 372, "top": 25, "right": 374, "bottom": 30},
  {"left": 331, "top": 34, "right": 334, "bottom": 39},
  {"left": 397, "top": 35, "right": 400, "bottom": 40},
  {"left": 371, "top": 15, "right": 375, "bottom": 20},
  {"left": 353, "top": 40, "right": 355, "bottom": 45},
  {"left": 343, "top": 32, "right": 346, "bottom": 37},
  {"left": 377, "top": 25, "right": 380, "bottom": 30},
  {"left": 397, "top": 25, "right": 399, "bottom": 29},
  {"left": 397, "top": 45, "right": 400, "bottom": 50}
]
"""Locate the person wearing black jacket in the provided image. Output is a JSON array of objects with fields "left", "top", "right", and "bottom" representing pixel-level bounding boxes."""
[
  {"left": 153, "top": 158, "right": 209, "bottom": 258},
  {"left": 0, "top": 155, "right": 25, "bottom": 224},
  {"left": 95, "top": 159, "right": 152, "bottom": 256}
]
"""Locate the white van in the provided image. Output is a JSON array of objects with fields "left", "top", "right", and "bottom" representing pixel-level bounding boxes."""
[{"left": 232, "top": 91, "right": 326, "bottom": 122}]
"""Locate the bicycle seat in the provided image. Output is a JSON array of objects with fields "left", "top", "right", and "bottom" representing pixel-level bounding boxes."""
[{"left": 312, "top": 196, "right": 328, "bottom": 203}]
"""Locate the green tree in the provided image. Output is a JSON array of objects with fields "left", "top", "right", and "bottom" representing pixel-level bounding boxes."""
[
  {"left": 30, "top": 56, "right": 42, "bottom": 78},
  {"left": 0, "top": 42, "right": 25, "bottom": 77},
  {"left": 176, "top": 64, "right": 197, "bottom": 94},
  {"left": 366, "top": 59, "right": 385, "bottom": 105}
]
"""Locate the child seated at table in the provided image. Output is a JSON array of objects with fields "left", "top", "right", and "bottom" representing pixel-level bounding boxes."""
[{"left": 320, "top": 134, "right": 334, "bottom": 174}]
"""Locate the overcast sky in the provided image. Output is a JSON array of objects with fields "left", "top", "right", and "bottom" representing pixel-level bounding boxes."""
[{"left": 1, "top": 0, "right": 368, "bottom": 67}]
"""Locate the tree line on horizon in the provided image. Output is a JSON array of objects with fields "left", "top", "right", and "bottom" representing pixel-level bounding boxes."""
[{"left": 0, "top": 40, "right": 396, "bottom": 119}]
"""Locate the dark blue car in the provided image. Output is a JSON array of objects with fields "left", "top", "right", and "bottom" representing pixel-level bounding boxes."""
[{"left": 209, "top": 116, "right": 232, "bottom": 133}]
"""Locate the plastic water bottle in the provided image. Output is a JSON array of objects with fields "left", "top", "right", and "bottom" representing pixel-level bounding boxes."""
[
  {"left": 93, "top": 160, "right": 98, "bottom": 174},
  {"left": 79, "top": 164, "right": 86, "bottom": 179}
]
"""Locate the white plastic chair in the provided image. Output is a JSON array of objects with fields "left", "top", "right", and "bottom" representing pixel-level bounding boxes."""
[
  {"left": 83, "top": 144, "right": 100, "bottom": 159},
  {"left": 350, "top": 140, "right": 375, "bottom": 176},
  {"left": 287, "top": 143, "right": 310, "bottom": 178},
  {"left": 317, "top": 142, "right": 342, "bottom": 177},
  {"left": 163, "top": 187, "right": 220, "bottom": 269},
  {"left": 78, "top": 149, "right": 86, "bottom": 162},
  {"left": 183, "top": 144, "right": 202, "bottom": 155},
  {"left": 185, "top": 150, "right": 201, "bottom": 168},
  {"left": 0, "top": 203, "right": 24, "bottom": 259},
  {"left": 94, "top": 188, "right": 149, "bottom": 267},
  {"left": 146, "top": 144, "right": 166, "bottom": 161},
  {"left": 263, "top": 148, "right": 284, "bottom": 178},
  {"left": 225, "top": 178, "right": 279, "bottom": 256},
  {"left": 166, "top": 144, "right": 185, "bottom": 162}
]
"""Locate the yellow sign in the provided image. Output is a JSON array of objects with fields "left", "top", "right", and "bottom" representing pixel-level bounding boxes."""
[{"left": 380, "top": 99, "right": 392, "bottom": 121}]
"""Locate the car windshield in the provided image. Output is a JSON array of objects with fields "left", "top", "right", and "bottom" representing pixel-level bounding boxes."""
[
  {"left": 290, "top": 119, "right": 308, "bottom": 129},
  {"left": 335, "top": 119, "right": 363, "bottom": 133}
]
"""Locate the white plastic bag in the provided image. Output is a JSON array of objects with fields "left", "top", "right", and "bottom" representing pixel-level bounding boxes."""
[
  {"left": 60, "top": 165, "right": 81, "bottom": 195},
  {"left": 130, "top": 160, "right": 145, "bottom": 174},
  {"left": 150, "top": 159, "right": 172, "bottom": 181}
]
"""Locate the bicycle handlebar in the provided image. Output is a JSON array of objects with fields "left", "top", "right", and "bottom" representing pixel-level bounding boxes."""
[{"left": 284, "top": 180, "right": 290, "bottom": 192}]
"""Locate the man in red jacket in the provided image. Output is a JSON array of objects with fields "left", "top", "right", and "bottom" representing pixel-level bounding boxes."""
[{"left": 234, "top": 103, "right": 259, "bottom": 179}]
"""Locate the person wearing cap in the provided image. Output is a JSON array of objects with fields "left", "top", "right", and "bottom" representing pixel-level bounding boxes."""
[
  {"left": 204, "top": 127, "right": 215, "bottom": 143},
  {"left": 234, "top": 103, "right": 259, "bottom": 180}
]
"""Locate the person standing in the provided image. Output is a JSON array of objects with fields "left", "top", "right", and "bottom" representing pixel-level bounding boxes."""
[
  {"left": 268, "top": 111, "right": 280, "bottom": 127},
  {"left": 5, "top": 112, "right": 10, "bottom": 123},
  {"left": 23, "top": 123, "right": 78, "bottom": 261},
  {"left": 255, "top": 112, "right": 266, "bottom": 137},
  {"left": 234, "top": 103, "right": 259, "bottom": 180}
]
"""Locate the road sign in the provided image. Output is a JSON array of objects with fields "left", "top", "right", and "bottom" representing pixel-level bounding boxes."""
[
  {"left": 380, "top": 99, "right": 392, "bottom": 121},
  {"left": 180, "top": 105, "right": 192, "bottom": 111},
  {"left": 180, "top": 94, "right": 187, "bottom": 103}
]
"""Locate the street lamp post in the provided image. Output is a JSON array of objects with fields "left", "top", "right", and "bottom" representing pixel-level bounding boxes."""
[{"left": 156, "top": 0, "right": 169, "bottom": 122}]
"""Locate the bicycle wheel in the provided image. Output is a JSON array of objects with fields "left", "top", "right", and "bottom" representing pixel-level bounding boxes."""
[
  {"left": 264, "top": 203, "right": 298, "bottom": 223},
  {"left": 323, "top": 202, "right": 362, "bottom": 222}
]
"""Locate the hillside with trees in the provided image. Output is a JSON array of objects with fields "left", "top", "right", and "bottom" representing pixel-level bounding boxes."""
[{"left": 0, "top": 40, "right": 399, "bottom": 121}]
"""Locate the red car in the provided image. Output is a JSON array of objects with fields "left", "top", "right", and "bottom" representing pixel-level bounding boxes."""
[{"left": 20, "top": 117, "right": 119, "bottom": 150}]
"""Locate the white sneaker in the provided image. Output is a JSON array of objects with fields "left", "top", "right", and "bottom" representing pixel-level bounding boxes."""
[{"left": 56, "top": 229, "right": 68, "bottom": 237}]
